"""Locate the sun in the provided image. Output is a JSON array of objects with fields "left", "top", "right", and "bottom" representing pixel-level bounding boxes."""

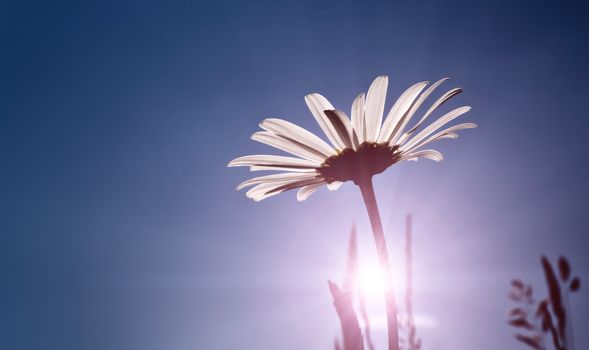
[
  {"left": 358, "top": 265, "right": 386, "bottom": 297},
  {"left": 357, "top": 262, "right": 405, "bottom": 298}
]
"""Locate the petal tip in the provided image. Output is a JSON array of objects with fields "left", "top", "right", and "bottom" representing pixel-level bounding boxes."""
[{"left": 305, "top": 93, "right": 320, "bottom": 100}]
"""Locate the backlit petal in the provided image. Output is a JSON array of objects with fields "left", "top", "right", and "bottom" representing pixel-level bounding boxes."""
[
  {"left": 305, "top": 94, "right": 346, "bottom": 150},
  {"left": 364, "top": 76, "right": 388, "bottom": 142}
]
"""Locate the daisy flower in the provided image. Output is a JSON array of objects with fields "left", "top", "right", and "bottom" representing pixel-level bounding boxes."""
[
  {"left": 228, "top": 75, "right": 475, "bottom": 350},
  {"left": 228, "top": 76, "right": 475, "bottom": 202}
]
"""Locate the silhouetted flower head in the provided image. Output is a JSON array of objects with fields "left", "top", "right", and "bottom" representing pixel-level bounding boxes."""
[{"left": 228, "top": 75, "right": 476, "bottom": 201}]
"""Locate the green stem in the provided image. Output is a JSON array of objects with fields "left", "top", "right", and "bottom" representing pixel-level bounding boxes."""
[{"left": 359, "top": 178, "right": 399, "bottom": 350}]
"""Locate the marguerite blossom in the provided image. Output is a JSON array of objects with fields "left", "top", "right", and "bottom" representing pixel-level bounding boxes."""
[
  {"left": 228, "top": 75, "right": 476, "bottom": 202},
  {"left": 228, "top": 74, "right": 476, "bottom": 350}
]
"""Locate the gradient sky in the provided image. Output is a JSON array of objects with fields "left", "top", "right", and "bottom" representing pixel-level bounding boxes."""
[{"left": 1, "top": 0, "right": 588, "bottom": 349}]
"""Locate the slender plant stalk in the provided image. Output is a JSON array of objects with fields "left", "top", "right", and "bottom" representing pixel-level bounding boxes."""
[
  {"left": 358, "top": 292, "right": 376, "bottom": 350},
  {"left": 564, "top": 289, "right": 575, "bottom": 350},
  {"left": 358, "top": 178, "right": 399, "bottom": 350},
  {"left": 405, "top": 214, "right": 419, "bottom": 350}
]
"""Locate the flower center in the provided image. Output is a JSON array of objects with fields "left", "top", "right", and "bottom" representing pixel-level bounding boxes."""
[{"left": 318, "top": 142, "right": 400, "bottom": 185}]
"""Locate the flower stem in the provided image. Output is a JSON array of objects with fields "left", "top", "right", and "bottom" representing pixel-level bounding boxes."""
[{"left": 358, "top": 178, "right": 399, "bottom": 350}]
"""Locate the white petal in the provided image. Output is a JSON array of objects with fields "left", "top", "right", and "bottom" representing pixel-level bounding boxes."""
[
  {"left": 378, "top": 81, "right": 428, "bottom": 143},
  {"left": 327, "top": 181, "right": 343, "bottom": 191},
  {"left": 397, "top": 129, "right": 458, "bottom": 145},
  {"left": 247, "top": 177, "right": 324, "bottom": 202},
  {"left": 246, "top": 181, "right": 291, "bottom": 201},
  {"left": 401, "top": 123, "right": 477, "bottom": 153},
  {"left": 297, "top": 183, "right": 324, "bottom": 201},
  {"left": 398, "top": 149, "right": 444, "bottom": 162},
  {"left": 305, "top": 94, "right": 346, "bottom": 150},
  {"left": 236, "top": 172, "right": 320, "bottom": 190},
  {"left": 388, "top": 79, "right": 451, "bottom": 146},
  {"left": 403, "top": 87, "right": 462, "bottom": 136},
  {"left": 350, "top": 93, "right": 366, "bottom": 144},
  {"left": 364, "top": 76, "right": 388, "bottom": 142},
  {"left": 246, "top": 182, "right": 291, "bottom": 201},
  {"left": 251, "top": 131, "right": 327, "bottom": 163},
  {"left": 228, "top": 154, "right": 320, "bottom": 168},
  {"left": 401, "top": 106, "right": 471, "bottom": 152},
  {"left": 259, "top": 118, "right": 336, "bottom": 156},
  {"left": 249, "top": 165, "right": 317, "bottom": 172},
  {"left": 324, "top": 110, "right": 355, "bottom": 150}
]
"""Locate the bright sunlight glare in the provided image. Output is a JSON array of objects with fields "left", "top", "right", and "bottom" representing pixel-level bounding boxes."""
[
  {"left": 357, "top": 262, "right": 405, "bottom": 299},
  {"left": 356, "top": 262, "right": 439, "bottom": 331}
]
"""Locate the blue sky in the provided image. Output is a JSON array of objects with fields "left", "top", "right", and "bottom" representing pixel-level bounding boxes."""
[{"left": 1, "top": 0, "right": 588, "bottom": 349}]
